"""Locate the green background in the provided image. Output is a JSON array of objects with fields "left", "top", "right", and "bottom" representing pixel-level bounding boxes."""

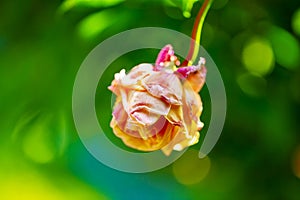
[{"left": 1, "top": 0, "right": 300, "bottom": 199}]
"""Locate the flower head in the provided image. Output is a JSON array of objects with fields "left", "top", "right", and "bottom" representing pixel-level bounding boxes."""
[{"left": 108, "top": 45, "right": 206, "bottom": 156}]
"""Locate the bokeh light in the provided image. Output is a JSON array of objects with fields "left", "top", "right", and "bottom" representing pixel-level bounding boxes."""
[
  {"left": 237, "top": 72, "right": 267, "bottom": 97},
  {"left": 269, "top": 26, "right": 300, "bottom": 70},
  {"left": 292, "top": 8, "right": 300, "bottom": 36},
  {"left": 14, "top": 113, "right": 68, "bottom": 164},
  {"left": 22, "top": 127, "right": 55, "bottom": 164},
  {"left": 242, "top": 37, "right": 275, "bottom": 75},
  {"left": 172, "top": 149, "right": 211, "bottom": 185}
]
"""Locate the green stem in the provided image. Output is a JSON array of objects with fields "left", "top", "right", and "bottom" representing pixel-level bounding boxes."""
[{"left": 182, "top": 0, "right": 213, "bottom": 66}]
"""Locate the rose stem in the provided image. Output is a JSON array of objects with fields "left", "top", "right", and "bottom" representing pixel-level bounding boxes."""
[{"left": 182, "top": 0, "right": 213, "bottom": 66}]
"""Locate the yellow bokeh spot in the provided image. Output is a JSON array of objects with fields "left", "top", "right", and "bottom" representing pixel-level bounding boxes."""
[
  {"left": 172, "top": 149, "right": 211, "bottom": 185},
  {"left": 292, "top": 8, "right": 300, "bottom": 36},
  {"left": 242, "top": 37, "right": 274, "bottom": 76}
]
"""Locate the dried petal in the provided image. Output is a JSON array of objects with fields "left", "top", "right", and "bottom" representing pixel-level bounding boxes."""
[
  {"left": 108, "top": 64, "right": 154, "bottom": 95},
  {"left": 182, "top": 80, "right": 203, "bottom": 132},
  {"left": 186, "top": 66, "right": 207, "bottom": 93},
  {"left": 165, "top": 105, "right": 183, "bottom": 126},
  {"left": 176, "top": 57, "right": 207, "bottom": 92},
  {"left": 128, "top": 91, "right": 170, "bottom": 125},
  {"left": 161, "top": 80, "right": 203, "bottom": 155},
  {"left": 112, "top": 118, "right": 180, "bottom": 151},
  {"left": 142, "top": 71, "right": 183, "bottom": 105},
  {"left": 121, "top": 64, "right": 154, "bottom": 88},
  {"left": 112, "top": 100, "right": 167, "bottom": 139}
]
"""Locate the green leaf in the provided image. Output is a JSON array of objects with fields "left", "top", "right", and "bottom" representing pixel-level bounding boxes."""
[
  {"left": 77, "top": 10, "right": 117, "bottom": 39},
  {"left": 59, "top": 0, "right": 125, "bottom": 12}
]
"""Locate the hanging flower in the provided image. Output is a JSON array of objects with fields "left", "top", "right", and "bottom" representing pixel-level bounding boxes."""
[{"left": 108, "top": 45, "right": 206, "bottom": 156}]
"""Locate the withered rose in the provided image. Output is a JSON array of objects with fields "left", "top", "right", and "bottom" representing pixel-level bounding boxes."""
[{"left": 108, "top": 45, "right": 206, "bottom": 156}]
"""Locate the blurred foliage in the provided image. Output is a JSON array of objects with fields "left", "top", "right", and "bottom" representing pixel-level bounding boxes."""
[{"left": 1, "top": 0, "right": 300, "bottom": 199}]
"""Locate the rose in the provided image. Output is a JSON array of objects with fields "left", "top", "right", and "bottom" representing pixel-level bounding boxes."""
[{"left": 108, "top": 45, "right": 206, "bottom": 156}]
